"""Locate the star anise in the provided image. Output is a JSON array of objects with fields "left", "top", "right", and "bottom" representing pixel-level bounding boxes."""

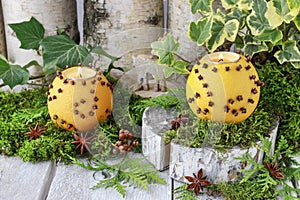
[
  {"left": 26, "top": 123, "right": 46, "bottom": 140},
  {"left": 170, "top": 114, "right": 189, "bottom": 131},
  {"left": 185, "top": 168, "right": 211, "bottom": 196},
  {"left": 71, "top": 132, "right": 94, "bottom": 155},
  {"left": 264, "top": 161, "right": 285, "bottom": 179}
]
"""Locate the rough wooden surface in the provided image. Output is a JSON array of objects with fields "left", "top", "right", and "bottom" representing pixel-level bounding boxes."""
[
  {"left": 2, "top": 0, "right": 78, "bottom": 71},
  {"left": 0, "top": 0, "right": 6, "bottom": 57},
  {"left": 84, "top": 0, "right": 164, "bottom": 68}
]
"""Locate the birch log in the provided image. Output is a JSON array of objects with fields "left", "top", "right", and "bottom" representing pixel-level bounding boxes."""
[
  {"left": 168, "top": 0, "right": 207, "bottom": 62},
  {"left": 170, "top": 122, "right": 279, "bottom": 184},
  {"left": 0, "top": 0, "right": 6, "bottom": 57},
  {"left": 83, "top": 0, "right": 164, "bottom": 69},
  {"left": 2, "top": 0, "right": 79, "bottom": 75}
]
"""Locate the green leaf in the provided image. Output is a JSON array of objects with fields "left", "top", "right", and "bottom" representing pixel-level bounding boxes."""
[
  {"left": 221, "top": 0, "right": 239, "bottom": 10},
  {"left": 173, "top": 60, "right": 190, "bottom": 74},
  {"left": 23, "top": 60, "right": 41, "bottom": 69},
  {"left": 188, "top": 16, "right": 213, "bottom": 46},
  {"left": 206, "top": 17, "right": 239, "bottom": 52},
  {"left": 244, "top": 35, "right": 269, "bottom": 56},
  {"left": 238, "top": 0, "right": 253, "bottom": 10},
  {"left": 151, "top": 33, "right": 179, "bottom": 66},
  {"left": 246, "top": 0, "right": 271, "bottom": 35},
  {"left": 291, "top": 62, "right": 300, "bottom": 68},
  {"left": 226, "top": 9, "right": 248, "bottom": 28},
  {"left": 91, "top": 46, "right": 120, "bottom": 62},
  {"left": 40, "top": 35, "right": 93, "bottom": 73},
  {"left": 274, "top": 40, "right": 300, "bottom": 64},
  {"left": 188, "top": 0, "right": 212, "bottom": 14},
  {"left": 254, "top": 29, "right": 283, "bottom": 44},
  {"left": 9, "top": 17, "right": 45, "bottom": 50},
  {"left": 0, "top": 64, "right": 30, "bottom": 89}
]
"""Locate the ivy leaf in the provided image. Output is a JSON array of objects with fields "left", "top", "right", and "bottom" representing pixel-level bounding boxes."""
[
  {"left": 226, "top": 9, "right": 247, "bottom": 28},
  {"left": 244, "top": 35, "right": 269, "bottom": 56},
  {"left": 238, "top": 0, "right": 253, "bottom": 10},
  {"left": 254, "top": 29, "right": 283, "bottom": 44},
  {"left": 291, "top": 62, "right": 300, "bottom": 69},
  {"left": 246, "top": 0, "right": 271, "bottom": 35},
  {"left": 188, "top": 0, "right": 212, "bottom": 14},
  {"left": 23, "top": 60, "right": 42, "bottom": 69},
  {"left": 151, "top": 33, "right": 179, "bottom": 66},
  {"left": 40, "top": 35, "right": 93, "bottom": 73},
  {"left": 9, "top": 17, "right": 45, "bottom": 50},
  {"left": 274, "top": 40, "right": 300, "bottom": 64},
  {"left": 188, "top": 16, "right": 213, "bottom": 46},
  {"left": 266, "top": 0, "right": 299, "bottom": 25},
  {"left": 221, "top": 0, "right": 239, "bottom": 10},
  {"left": 206, "top": 17, "right": 239, "bottom": 52},
  {"left": 0, "top": 63, "right": 30, "bottom": 89},
  {"left": 293, "top": 12, "right": 300, "bottom": 31}
]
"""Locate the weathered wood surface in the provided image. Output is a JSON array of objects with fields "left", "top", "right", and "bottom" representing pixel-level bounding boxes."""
[
  {"left": 142, "top": 106, "right": 177, "bottom": 171},
  {"left": 84, "top": 0, "right": 164, "bottom": 69},
  {"left": 2, "top": 0, "right": 78, "bottom": 69},
  {"left": 0, "top": 155, "right": 55, "bottom": 200},
  {"left": 0, "top": 0, "right": 6, "bottom": 57}
]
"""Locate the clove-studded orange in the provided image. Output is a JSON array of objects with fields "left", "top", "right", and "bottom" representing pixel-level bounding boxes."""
[
  {"left": 186, "top": 52, "right": 263, "bottom": 124},
  {"left": 47, "top": 66, "right": 113, "bottom": 131}
]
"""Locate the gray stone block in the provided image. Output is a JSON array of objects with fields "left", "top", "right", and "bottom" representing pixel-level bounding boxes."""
[{"left": 0, "top": 155, "right": 55, "bottom": 200}]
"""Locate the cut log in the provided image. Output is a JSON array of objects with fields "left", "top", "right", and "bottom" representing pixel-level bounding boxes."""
[
  {"left": 142, "top": 106, "right": 177, "bottom": 171},
  {"left": 83, "top": 0, "right": 164, "bottom": 69},
  {"left": 169, "top": 122, "right": 279, "bottom": 184},
  {"left": 2, "top": 0, "right": 79, "bottom": 75},
  {"left": 0, "top": 1, "right": 6, "bottom": 57},
  {"left": 168, "top": 0, "right": 207, "bottom": 61}
]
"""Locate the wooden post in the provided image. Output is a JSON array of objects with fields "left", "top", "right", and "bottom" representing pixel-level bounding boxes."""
[
  {"left": 2, "top": 0, "right": 79, "bottom": 75},
  {"left": 0, "top": 0, "right": 6, "bottom": 57},
  {"left": 83, "top": 0, "right": 164, "bottom": 69}
]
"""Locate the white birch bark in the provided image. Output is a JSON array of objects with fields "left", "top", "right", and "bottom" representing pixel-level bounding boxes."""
[
  {"left": 2, "top": 0, "right": 79, "bottom": 75},
  {"left": 84, "top": 0, "right": 164, "bottom": 69},
  {"left": 168, "top": 0, "right": 207, "bottom": 62},
  {"left": 0, "top": 0, "right": 6, "bottom": 57}
]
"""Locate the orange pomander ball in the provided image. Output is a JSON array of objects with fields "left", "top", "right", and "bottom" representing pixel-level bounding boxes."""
[{"left": 47, "top": 66, "right": 113, "bottom": 131}]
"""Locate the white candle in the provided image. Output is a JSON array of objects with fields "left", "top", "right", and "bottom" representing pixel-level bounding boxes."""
[{"left": 78, "top": 67, "right": 83, "bottom": 78}]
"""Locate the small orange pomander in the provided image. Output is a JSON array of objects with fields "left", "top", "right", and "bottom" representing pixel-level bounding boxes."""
[{"left": 47, "top": 66, "right": 113, "bottom": 131}]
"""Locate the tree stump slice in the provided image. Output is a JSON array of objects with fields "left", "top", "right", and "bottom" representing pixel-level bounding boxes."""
[
  {"left": 84, "top": 0, "right": 164, "bottom": 68},
  {"left": 142, "top": 106, "right": 177, "bottom": 171},
  {"left": 170, "top": 122, "right": 279, "bottom": 184}
]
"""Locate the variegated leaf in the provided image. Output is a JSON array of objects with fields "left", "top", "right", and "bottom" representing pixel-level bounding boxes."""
[
  {"left": 221, "top": 0, "right": 239, "bottom": 9},
  {"left": 274, "top": 40, "right": 300, "bottom": 64},
  {"left": 269, "top": 0, "right": 299, "bottom": 24},
  {"left": 244, "top": 35, "right": 269, "bottom": 56},
  {"left": 206, "top": 17, "right": 239, "bottom": 52},
  {"left": 188, "top": 0, "right": 212, "bottom": 14},
  {"left": 287, "top": 0, "right": 300, "bottom": 10},
  {"left": 265, "top": 1, "right": 284, "bottom": 28},
  {"left": 246, "top": 0, "right": 271, "bottom": 35},
  {"left": 226, "top": 9, "right": 247, "bottom": 28},
  {"left": 238, "top": 0, "right": 253, "bottom": 10},
  {"left": 254, "top": 29, "right": 283, "bottom": 44},
  {"left": 293, "top": 13, "right": 300, "bottom": 31},
  {"left": 291, "top": 62, "right": 300, "bottom": 68},
  {"left": 188, "top": 16, "right": 213, "bottom": 46}
]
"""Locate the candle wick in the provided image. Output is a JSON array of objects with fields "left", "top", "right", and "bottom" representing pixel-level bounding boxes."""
[{"left": 218, "top": 59, "right": 224, "bottom": 62}]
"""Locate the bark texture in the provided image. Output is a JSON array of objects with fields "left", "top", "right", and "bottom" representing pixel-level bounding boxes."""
[
  {"left": 0, "top": 0, "right": 6, "bottom": 57},
  {"left": 2, "top": 0, "right": 79, "bottom": 69},
  {"left": 84, "top": 0, "right": 164, "bottom": 68}
]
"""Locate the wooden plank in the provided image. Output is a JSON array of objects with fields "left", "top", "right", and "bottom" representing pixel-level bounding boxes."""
[{"left": 0, "top": 155, "right": 55, "bottom": 200}]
